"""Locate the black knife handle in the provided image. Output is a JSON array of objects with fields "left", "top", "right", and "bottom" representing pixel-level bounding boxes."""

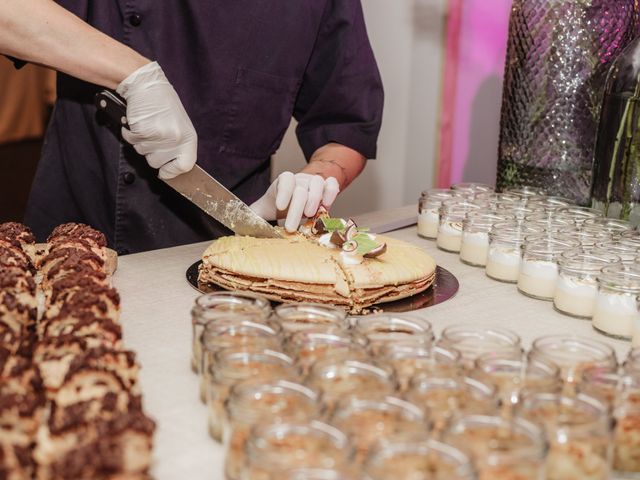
[{"left": 95, "top": 90, "right": 130, "bottom": 129}]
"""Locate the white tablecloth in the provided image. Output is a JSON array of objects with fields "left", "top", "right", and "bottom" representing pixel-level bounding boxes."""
[{"left": 113, "top": 225, "right": 631, "bottom": 479}]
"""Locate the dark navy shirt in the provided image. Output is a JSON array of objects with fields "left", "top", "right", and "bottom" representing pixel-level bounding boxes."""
[{"left": 25, "top": 0, "right": 383, "bottom": 254}]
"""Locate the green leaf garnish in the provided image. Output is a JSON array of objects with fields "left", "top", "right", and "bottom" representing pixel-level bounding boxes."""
[
  {"left": 321, "top": 217, "right": 346, "bottom": 232},
  {"left": 354, "top": 233, "right": 379, "bottom": 255}
]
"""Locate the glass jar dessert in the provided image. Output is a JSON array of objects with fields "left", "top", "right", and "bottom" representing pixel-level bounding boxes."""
[
  {"left": 474, "top": 191, "right": 527, "bottom": 209},
  {"left": 206, "top": 347, "right": 298, "bottom": 442},
  {"left": 285, "top": 331, "right": 369, "bottom": 375},
  {"left": 224, "top": 379, "right": 322, "bottom": 480},
  {"left": 523, "top": 211, "right": 577, "bottom": 230},
  {"left": 526, "top": 195, "right": 573, "bottom": 211},
  {"left": 418, "top": 189, "right": 457, "bottom": 239},
  {"left": 558, "top": 227, "right": 612, "bottom": 247},
  {"left": 306, "top": 358, "right": 397, "bottom": 414},
  {"left": 529, "top": 335, "right": 617, "bottom": 391},
  {"left": 460, "top": 212, "right": 514, "bottom": 267},
  {"left": 442, "top": 414, "right": 547, "bottom": 480},
  {"left": 437, "top": 200, "right": 485, "bottom": 253},
  {"left": 199, "top": 319, "right": 282, "bottom": 402},
  {"left": 243, "top": 421, "right": 354, "bottom": 480},
  {"left": 438, "top": 325, "right": 522, "bottom": 372},
  {"left": 471, "top": 353, "right": 561, "bottom": 412},
  {"left": 381, "top": 343, "right": 462, "bottom": 392},
  {"left": 583, "top": 217, "right": 632, "bottom": 235},
  {"left": 451, "top": 182, "right": 495, "bottom": 195},
  {"left": 593, "top": 264, "right": 640, "bottom": 340},
  {"left": 556, "top": 206, "right": 604, "bottom": 225},
  {"left": 504, "top": 186, "right": 547, "bottom": 198},
  {"left": 273, "top": 303, "right": 348, "bottom": 335},
  {"left": 352, "top": 314, "right": 434, "bottom": 356},
  {"left": 190, "top": 292, "right": 271, "bottom": 373},
  {"left": 486, "top": 222, "right": 542, "bottom": 283},
  {"left": 517, "top": 237, "right": 577, "bottom": 301},
  {"left": 554, "top": 249, "right": 621, "bottom": 319},
  {"left": 330, "top": 395, "right": 428, "bottom": 464},
  {"left": 594, "top": 240, "right": 640, "bottom": 264},
  {"left": 363, "top": 432, "right": 476, "bottom": 480},
  {"left": 407, "top": 375, "right": 499, "bottom": 434},
  {"left": 285, "top": 468, "right": 359, "bottom": 480},
  {"left": 518, "top": 392, "right": 612, "bottom": 480}
]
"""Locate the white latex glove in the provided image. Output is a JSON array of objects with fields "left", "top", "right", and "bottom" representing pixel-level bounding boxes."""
[
  {"left": 116, "top": 61, "right": 197, "bottom": 180},
  {"left": 250, "top": 172, "right": 340, "bottom": 232}
]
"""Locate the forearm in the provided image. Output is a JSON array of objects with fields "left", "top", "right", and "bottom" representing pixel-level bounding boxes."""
[
  {"left": 300, "top": 143, "right": 366, "bottom": 190},
  {"left": 0, "top": 0, "right": 148, "bottom": 89}
]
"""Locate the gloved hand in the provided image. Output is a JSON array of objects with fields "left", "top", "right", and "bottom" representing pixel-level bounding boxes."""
[
  {"left": 116, "top": 61, "right": 197, "bottom": 180},
  {"left": 251, "top": 172, "right": 340, "bottom": 232}
]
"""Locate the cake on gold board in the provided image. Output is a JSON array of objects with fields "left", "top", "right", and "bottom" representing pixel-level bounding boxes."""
[{"left": 199, "top": 214, "right": 436, "bottom": 314}]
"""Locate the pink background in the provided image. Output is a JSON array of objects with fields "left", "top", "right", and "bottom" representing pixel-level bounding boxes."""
[{"left": 438, "top": 0, "right": 513, "bottom": 187}]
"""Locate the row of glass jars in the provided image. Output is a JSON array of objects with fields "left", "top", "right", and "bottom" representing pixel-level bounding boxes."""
[
  {"left": 190, "top": 293, "right": 639, "bottom": 479},
  {"left": 417, "top": 184, "right": 640, "bottom": 342}
]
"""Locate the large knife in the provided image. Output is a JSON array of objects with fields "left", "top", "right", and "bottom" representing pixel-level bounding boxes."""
[{"left": 95, "top": 90, "right": 282, "bottom": 238}]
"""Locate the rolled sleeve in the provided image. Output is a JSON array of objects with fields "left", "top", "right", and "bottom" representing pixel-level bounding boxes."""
[{"left": 294, "top": 0, "right": 384, "bottom": 160}]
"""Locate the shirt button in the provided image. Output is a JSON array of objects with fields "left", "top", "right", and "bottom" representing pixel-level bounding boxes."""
[
  {"left": 129, "top": 13, "right": 142, "bottom": 27},
  {"left": 122, "top": 172, "right": 136, "bottom": 185}
]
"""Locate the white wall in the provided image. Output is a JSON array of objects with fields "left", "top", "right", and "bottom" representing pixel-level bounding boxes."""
[{"left": 272, "top": 0, "right": 447, "bottom": 217}]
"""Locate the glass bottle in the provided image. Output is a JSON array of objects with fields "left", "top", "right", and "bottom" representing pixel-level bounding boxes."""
[
  {"left": 498, "top": 0, "right": 639, "bottom": 204},
  {"left": 592, "top": 35, "right": 640, "bottom": 227}
]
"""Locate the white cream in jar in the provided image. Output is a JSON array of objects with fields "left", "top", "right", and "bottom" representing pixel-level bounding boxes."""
[
  {"left": 417, "top": 208, "right": 440, "bottom": 239},
  {"left": 517, "top": 259, "right": 559, "bottom": 300},
  {"left": 486, "top": 246, "right": 522, "bottom": 282},
  {"left": 553, "top": 250, "right": 620, "bottom": 319},
  {"left": 592, "top": 265, "right": 640, "bottom": 340},
  {"left": 417, "top": 189, "right": 455, "bottom": 240},
  {"left": 460, "top": 212, "right": 513, "bottom": 267},
  {"left": 517, "top": 238, "right": 576, "bottom": 301},
  {"left": 437, "top": 200, "right": 483, "bottom": 253}
]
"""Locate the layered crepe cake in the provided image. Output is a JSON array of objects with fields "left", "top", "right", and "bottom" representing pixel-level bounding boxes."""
[{"left": 199, "top": 216, "right": 436, "bottom": 313}]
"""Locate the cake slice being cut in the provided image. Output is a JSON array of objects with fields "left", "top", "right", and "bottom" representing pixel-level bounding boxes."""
[{"left": 199, "top": 218, "right": 436, "bottom": 313}]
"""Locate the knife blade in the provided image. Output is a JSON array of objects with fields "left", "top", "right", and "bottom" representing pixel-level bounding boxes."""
[{"left": 95, "top": 90, "right": 282, "bottom": 238}]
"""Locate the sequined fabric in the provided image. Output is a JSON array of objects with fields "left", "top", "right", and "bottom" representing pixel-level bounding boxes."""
[{"left": 497, "top": 0, "right": 639, "bottom": 204}]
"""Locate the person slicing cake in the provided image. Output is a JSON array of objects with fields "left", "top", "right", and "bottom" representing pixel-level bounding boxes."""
[{"left": 1, "top": 0, "right": 383, "bottom": 253}]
